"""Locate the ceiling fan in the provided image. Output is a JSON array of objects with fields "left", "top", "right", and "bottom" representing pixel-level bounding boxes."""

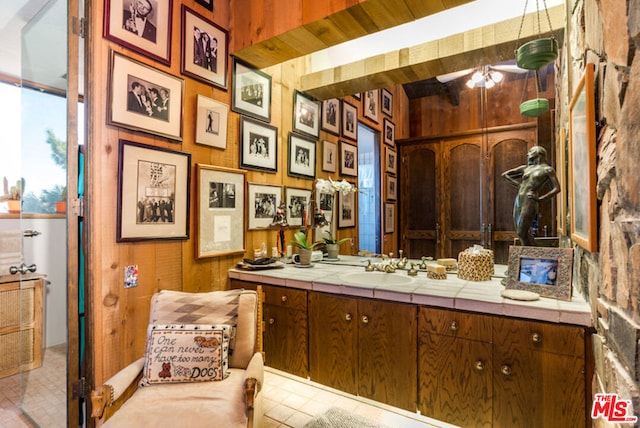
[{"left": 436, "top": 62, "right": 528, "bottom": 88}]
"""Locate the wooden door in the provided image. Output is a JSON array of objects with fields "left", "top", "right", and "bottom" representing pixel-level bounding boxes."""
[
  {"left": 308, "top": 293, "right": 358, "bottom": 395},
  {"left": 400, "top": 142, "right": 440, "bottom": 259},
  {"left": 358, "top": 299, "right": 417, "bottom": 411}
]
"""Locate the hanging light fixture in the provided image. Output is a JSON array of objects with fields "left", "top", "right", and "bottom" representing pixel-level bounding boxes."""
[{"left": 466, "top": 67, "right": 504, "bottom": 89}]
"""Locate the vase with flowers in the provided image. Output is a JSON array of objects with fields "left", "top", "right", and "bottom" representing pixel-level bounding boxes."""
[
  {"left": 322, "top": 231, "right": 351, "bottom": 260},
  {"left": 312, "top": 178, "right": 358, "bottom": 228}
]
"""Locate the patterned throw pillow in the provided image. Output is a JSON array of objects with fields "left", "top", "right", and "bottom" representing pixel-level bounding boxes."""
[{"left": 140, "top": 324, "right": 230, "bottom": 386}]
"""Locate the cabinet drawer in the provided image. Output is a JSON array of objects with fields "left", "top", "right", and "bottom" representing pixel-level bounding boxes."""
[
  {"left": 263, "top": 285, "right": 307, "bottom": 310},
  {"left": 493, "top": 317, "right": 585, "bottom": 358},
  {"left": 419, "top": 307, "right": 492, "bottom": 343}
]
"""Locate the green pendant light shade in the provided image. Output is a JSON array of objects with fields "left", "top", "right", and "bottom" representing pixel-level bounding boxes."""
[
  {"left": 516, "top": 38, "right": 558, "bottom": 70},
  {"left": 520, "top": 98, "right": 549, "bottom": 117}
]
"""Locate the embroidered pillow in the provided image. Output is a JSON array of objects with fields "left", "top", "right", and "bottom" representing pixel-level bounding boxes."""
[{"left": 140, "top": 324, "right": 230, "bottom": 386}]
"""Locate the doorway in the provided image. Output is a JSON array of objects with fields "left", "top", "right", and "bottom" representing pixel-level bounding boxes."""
[{"left": 357, "top": 123, "right": 381, "bottom": 254}]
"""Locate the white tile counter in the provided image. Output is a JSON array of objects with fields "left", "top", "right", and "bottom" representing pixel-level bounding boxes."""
[{"left": 229, "top": 255, "right": 593, "bottom": 327}]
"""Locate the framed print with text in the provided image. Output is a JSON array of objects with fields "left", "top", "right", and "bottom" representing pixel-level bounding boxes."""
[
  {"left": 293, "top": 90, "right": 321, "bottom": 138},
  {"left": 232, "top": 58, "right": 272, "bottom": 122},
  {"left": 196, "top": 164, "right": 245, "bottom": 259},
  {"left": 285, "top": 187, "right": 311, "bottom": 227},
  {"left": 248, "top": 183, "right": 281, "bottom": 230},
  {"left": 240, "top": 116, "right": 278, "bottom": 173},
  {"left": 195, "top": 94, "right": 228, "bottom": 149},
  {"left": 288, "top": 132, "right": 316, "bottom": 180},
  {"left": 321, "top": 98, "right": 340, "bottom": 135}
]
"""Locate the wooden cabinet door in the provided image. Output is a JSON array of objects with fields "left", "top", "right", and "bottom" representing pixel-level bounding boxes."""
[
  {"left": 308, "top": 293, "right": 358, "bottom": 395},
  {"left": 358, "top": 299, "right": 417, "bottom": 411},
  {"left": 492, "top": 317, "right": 586, "bottom": 428},
  {"left": 264, "top": 304, "right": 308, "bottom": 377}
]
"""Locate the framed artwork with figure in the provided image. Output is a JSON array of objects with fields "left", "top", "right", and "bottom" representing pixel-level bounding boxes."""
[
  {"left": 232, "top": 58, "right": 272, "bottom": 122},
  {"left": 293, "top": 90, "right": 321, "bottom": 138}
]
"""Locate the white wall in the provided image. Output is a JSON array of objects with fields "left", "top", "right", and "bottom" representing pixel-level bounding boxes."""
[{"left": 0, "top": 217, "right": 67, "bottom": 347}]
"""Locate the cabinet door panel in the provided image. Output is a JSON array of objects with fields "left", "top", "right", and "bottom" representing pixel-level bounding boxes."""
[
  {"left": 419, "top": 333, "right": 492, "bottom": 427},
  {"left": 264, "top": 304, "right": 308, "bottom": 377},
  {"left": 308, "top": 293, "right": 358, "bottom": 395},
  {"left": 358, "top": 299, "right": 417, "bottom": 411}
]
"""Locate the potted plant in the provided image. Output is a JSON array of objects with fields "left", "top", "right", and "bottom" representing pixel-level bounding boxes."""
[
  {"left": 322, "top": 231, "right": 351, "bottom": 260},
  {"left": 1, "top": 177, "right": 25, "bottom": 213},
  {"left": 55, "top": 186, "right": 67, "bottom": 213},
  {"left": 291, "top": 231, "right": 323, "bottom": 265}
]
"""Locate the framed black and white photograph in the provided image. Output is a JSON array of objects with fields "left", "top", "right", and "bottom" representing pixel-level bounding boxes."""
[
  {"left": 195, "top": 94, "right": 228, "bottom": 149},
  {"left": 196, "top": 164, "right": 245, "bottom": 259},
  {"left": 340, "top": 140, "right": 358, "bottom": 177},
  {"left": 316, "top": 187, "right": 335, "bottom": 238},
  {"left": 109, "top": 50, "right": 184, "bottom": 141},
  {"left": 321, "top": 98, "right": 340, "bottom": 135},
  {"left": 383, "top": 118, "right": 395, "bottom": 146},
  {"left": 384, "top": 203, "right": 395, "bottom": 234},
  {"left": 322, "top": 140, "right": 337, "bottom": 173},
  {"left": 505, "top": 246, "right": 574, "bottom": 301},
  {"left": 195, "top": 0, "right": 213, "bottom": 11},
  {"left": 386, "top": 174, "right": 397, "bottom": 201},
  {"left": 248, "top": 183, "right": 281, "bottom": 230},
  {"left": 363, "top": 89, "right": 379, "bottom": 123},
  {"left": 338, "top": 186, "right": 356, "bottom": 228},
  {"left": 293, "top": 90, "right": 321, "bottom": 138},
  {"left": 181, "top": 6, "right": 229, "bottom": 90},
  {"left": 240, "top": 116, "right": 278, "bottom": 173},
  {"left": 104, "top": 0, "right": 173, "bottom": 65},
  {"left": 232, "top": 58, "right": 272, "bottom": 122},
  {"left": 341, "top": 100, "right": 358, "bottom": 141},
  {"left": 285, "top": 187, "right": 311, "bottom": 227},
  {"left": 381, "top": 88, "right": 393, "bottom": 117},
  {"left": 117, "top": 140, "right": 190, "bottom": 242},
  {"left": 288, "top": 133, "right": 316, "bottom": 179},
  {"left": 385, "top": 147, "right": 397, "bottom": 175}
]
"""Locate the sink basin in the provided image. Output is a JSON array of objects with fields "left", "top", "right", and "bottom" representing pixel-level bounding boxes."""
[{"left": 339, "top": 271, "right": 415, "bottom": 286}]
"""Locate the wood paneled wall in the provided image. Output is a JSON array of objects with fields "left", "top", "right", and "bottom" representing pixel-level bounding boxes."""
[{"left": 87, "top": 0, "right": 408, "bottom": 389}]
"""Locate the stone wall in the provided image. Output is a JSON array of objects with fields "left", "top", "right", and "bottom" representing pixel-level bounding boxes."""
[{"left": 563, "top": 0, "right": 640, "bottom": 424}]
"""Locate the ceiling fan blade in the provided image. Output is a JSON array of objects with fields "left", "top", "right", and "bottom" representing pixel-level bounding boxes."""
[
  {"left": 435, "top": 68, "right": 473, "bottom": 83},
  {"left": 491, "top": 64, "right": 528, "bottom": 74}
]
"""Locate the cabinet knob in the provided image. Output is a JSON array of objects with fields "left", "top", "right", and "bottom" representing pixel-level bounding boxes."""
[
  {"left": 345, "top": 313, "right": 352, "bottom": 321},
  {"left": 361, "top": 315, "right": 369, "bottom": 324},
  {"left": 474, "top": 360, "right": 485, "bottom": 371},
  {"left": 449, "top": 321, "right": 459, "bottom": 331},
  {"left": 501, "top": 365, "right": 512, "bottom": 376},
  {"left": 281, "top": 295, "right": 288, "bottom": 302},
  {"left": 531, "top": 332, "right": 542, "bottom": 343},
  {"left": 268, "top": 318, "right": 275, "bottom": 325}
]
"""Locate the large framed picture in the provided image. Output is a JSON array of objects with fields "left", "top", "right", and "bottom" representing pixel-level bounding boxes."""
[
  {"left": 117, "top": 140, "right": 190, "bottom": 242},
  {"left": 385, "top": 147, "right": 397, "bottom": 175},
  {"left": 109, "top": 50, "right": 184, "bottom": 141},
  {"left": 338, "top": 186, "right": 356, "bottom": 228},
  {"left": 569, "top": 63, "right": 597, "bottom": 252},
  {"left": 505, "top": 246, "right": 574, "bottom": 301},
  {"left": 196, "top": 164, "right": 245, "bottom": 259},
  {"left": 363, "top": 89, "right": 379, "bottom": 123},
  {"left": 322, "top": 140, "right": 337, "bottom": 173},
  {"left": 104, "top": 0, "right": 173, "bottom": 65},
  {"left": 232, "top": 58, "right": 272, "bottom": 122},
  {"left": 240, "top": 116, "right": 278, "bottom": 173},
  {"left": 384, "top": 203, "right": 395, "bottom": 234},
  {"left": 248, "top": 183, "right": 281, "bottom": 230},
  {"left": 321, "top": 98, "right": 340, "bottom": 135},
  {"left": 383, "top": 118, "right": 395, "bottom": 146},
  {"left": 288, "top": 133, "right": 316, "bottom": 180},
  {"left": 285, "top": 187, "right": 311, "bottom": 227},
  {"left": 293, "top": 90, "right": 321, "bottom": 138},
  {"left": 385, "top": 173, "right": 397, "bottom": 201},
  {"left": 342, "top": 100, "right": 358, "bottom": 141},
  {"left": 195, "top": 94, "right": 228, "bottom": 149},
  {"left": 181, "top": 6, "right": 229, "bottom": 90},
  {"left": 340, "top": 141, "right": 358, "bottom": 177},
  {"left": 381, "top": 88, "right": 393, "bottom": 117}
]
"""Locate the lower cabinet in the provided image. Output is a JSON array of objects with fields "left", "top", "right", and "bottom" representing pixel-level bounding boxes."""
[{"left": 309, "top": 292, "right": 417, "bottom": 411}]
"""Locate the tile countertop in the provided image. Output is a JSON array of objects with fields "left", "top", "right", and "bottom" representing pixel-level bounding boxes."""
[{"left": 229, "top": 255, "right": 593, "bottom": 327}]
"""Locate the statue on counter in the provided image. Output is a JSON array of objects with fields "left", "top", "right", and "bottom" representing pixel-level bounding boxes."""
[{"left": 501, "top": 146, "right": 560, "bottom": 246}]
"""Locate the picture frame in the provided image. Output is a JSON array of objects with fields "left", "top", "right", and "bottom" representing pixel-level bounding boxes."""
[
  {"left": 293, "top": 90, "right": 321, "bottom": 138},
  {"left": 341, "top": 100, "right": 358, "bottom": 141},
  {"left": 240, "top": 116, "right": 278, "bottom": 173},
  {"left": 385, "top": 147, "right": 397, "bottom": 175},
  {"left": 248, "top": 183, "right": 281, "bottom": 230},
  {"left": 285, "top": 187, "right": 311, "bottom": 227},
  {"left": 288, "top": 132, "right": 317, "bottom": 180},
  {"left": 381, "top": 88, "right": 393, "bottom": 117},
  {"left": 556, "top": 127, "right": 568, "bottom": 236},
  {"left": 181, "top": 5, "right": 229, "bottom": 90},
  {"left": 384, "top": 203, "right": 395, "bottom": 234},
  {"left": 322, "top": 140, "right": 337, "bottom": 173},
  {"left": 340, "top": 141, "right": 358, "bottom": 177},
  {"left": 195, "top": 164, "right": 246, "bottom": 259},
  {"left": 338, "top": 186, "right": 357, "bottom": 228},
  {"left": 103, "top": 0, "right": 173, "bottom": 65},
  {"left": 386, "top": 173, "right": 397, "bottom": 201},
  {"left": 195, "top": 94, "right": 228, "bottom": 149},
  {"left": 505, "top": 246, "right": 574, "bottom": 301},
  {"left": 569, "top": 63, "right": 597, "bottom": 252},
  {"left": 116, "top": 140, "right": 190, "bottom": 242},
  {"left": 321, "top": 98, "right": 341, "bottom": 135},
  {"left": 195, "top": 0, "right": 213, "bottom": 11},
  {"left": 316, "top": 188, "right": 335, "bottom": 238},
  {"left": 383, "top": 118, "right": 395, "bottom": 146},
  {"left": 363, "top": 89, "right": 379, "bottom": 123},
  {"left": 232, "top": 58, "right": 272, "bottom": 122},
  {"left": 352, "top": 93, "right": 361, "bottom": 100},
  {"left": 109, "top": 50, "right": 184, "bottom": 141}
]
